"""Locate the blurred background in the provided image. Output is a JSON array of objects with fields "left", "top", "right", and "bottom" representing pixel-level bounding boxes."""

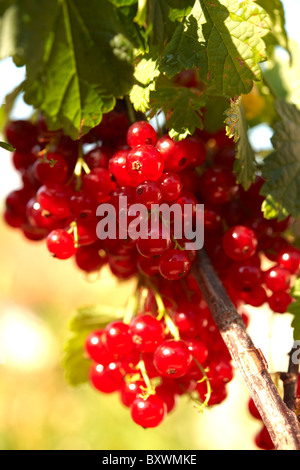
[{"left": 0, "top": 0, "right": 299, "bottom": 450}]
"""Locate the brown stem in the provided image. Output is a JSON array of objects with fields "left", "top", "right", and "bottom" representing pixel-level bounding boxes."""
[
  {"left": 192, "top": 249, "right": 300, "bottom": 451},
  {"left": 280, "top": 344, "right": 300, "bottom": 413}
]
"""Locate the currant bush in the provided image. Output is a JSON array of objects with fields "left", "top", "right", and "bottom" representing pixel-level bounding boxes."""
[{"left": 3, "top": 105, "right": 300, "bottom": 443}]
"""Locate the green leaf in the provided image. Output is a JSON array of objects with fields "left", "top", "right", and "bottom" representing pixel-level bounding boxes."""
[
  {"left": 0, "top": 2, "right": 19, "bottom": 59},
  {"left": 291, "top": 278, "right": 300, "bottom": 300},
  {"left": 0, "top": 140, "right": 14, "bottom": 151},
  {"left": 161, "top": 0, "right": 270, "bottom": 97},
  {"left": 225, "top": 96, "right": 256, "bottom": 189},
  {"left": 287, "top": 301, "right": 300, "bottom": 341},
  {"left": 203, "top": 95, "right": 230, "bottom": 134},
  {"left": 256, "top": 0, "right": 290, "bottom": 56},
  {"left": 0, "top": 82, "right": 24, "bottom": 133},
  {"left": 62, "top": 306, "right": 120, "bottom": 386},
  {"left": 261, "top": 100, "right": 300, "bottom": 220},
  {"left": 108, "top": 0, "right": 138, "bottom": 6},
  {"left": 263, "top": 40, "right": 300, "bottom": 109},
  {"left": 149, "top": 84, "right": 206, "bottom": 140},
  {"left": 5, "top": 0, "right": 143, "bottom": 139},
  {"left": 130, "top": 56, "right": 160, "bottom": 113}
]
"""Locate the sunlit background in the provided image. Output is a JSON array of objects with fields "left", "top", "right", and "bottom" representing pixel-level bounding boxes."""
[{"left": 0, "top": 0, "right": 299, "bottom": 450}]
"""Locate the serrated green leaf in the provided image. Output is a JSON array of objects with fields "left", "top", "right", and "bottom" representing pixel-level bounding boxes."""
[
  {"left": 149, "top": 84, "right": 206, "bottom": 140},
  {"left": 224, "top": 96, "right": 256, "bottom": 189},
  {"left": 256, "top": 0, "right": 290, "bottom": 56},
  {"left": 0, "top": 140, "right": 14, "bottom": 151},
  {"left": 5, "top": 0, "right": 143, "bottom": 140},
  {"left": 130, "top": 56, "right": 160, "bottom": 112},
  {"left": 287, "top": 300, "right": 300, "bottom": 341},
  {"left": 261, "top": 100, "right": 300, "bottom": 220},
  {"left": 263, "top": 40, "right": 300, "bottom": 110},
  {"left": 63, "top": 306, "right": 121, "bottom": 386},
  {"left": 161, "top": 0, "right": 270, "bottom": 97}
]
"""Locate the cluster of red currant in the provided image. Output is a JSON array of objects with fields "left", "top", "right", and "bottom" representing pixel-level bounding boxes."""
[
  {"left": 3, "top": 103, "right": 300, "bottom": 445},
  {"left": 84, "top": 278, "right": 235, "bottom": 428}
]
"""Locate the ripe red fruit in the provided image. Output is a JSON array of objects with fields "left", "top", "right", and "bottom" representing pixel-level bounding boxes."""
[
  {"left": 46, "top": 229, "right": 77, "bottom": 260},
  {"left": 135, "top": 181, "right": 162, "bottom": 208},
  {"left": 255, "top": 425, "right": 275, "bottom": 450},
  {"left": 248, "top": 397, "right": 262, "bottom": 420},
  {"left": 130, "top": 394, "right": 167, "bottom": 428},
  {"left": 129, "top": 314, "right": 165, "bottom": 352},
  {"left": 85, "top": 330, "right": 114, "bottom": 364},
  {"left": 156, "top": 135, "right": 189, "bottom": 172},
  {"left": 82, "top": 168, "right": 115, "bottom": 203},
  {"left": 33, "top": 152, "right": 68, "bottom": 184},
  {"left": 126, "top": 145, "right": 164, "bottom": 183},
  {"left": 37, "top": 184, "right": 72, "bottom": 219},
  {"left": 264, "top": 265, "right": 291, "bottom": 293},
  {"left": 158, "top": 172, "right": 182, "bottom": 201},
  {"left": 153, "top": 339, "right": 193, "bottom": 378},
  {"left": 136, "top": 227, "right": 173, "bottom": 258},
  {"left": 75, "top": 244, "right": 107, "bottom": 273},
  {"left": 199, "top": 166, "right": 238, "bottom": 205},
  {"left": 89, "top": 362, "right": 124, "bottom": 394},
  {"left": 268, "top": 291, "right": 292, "bottom": 313},
  {"left": 159, "top": 249, "right": 192, "bottom": 280},
  {"left": 127, "top": 121, "right": 157, "bottom": 148},
  {"left": 196, "top": 381, "right": 228, "bottom": 406},
  {"left": 222, "top": 225, "right": 258, "bottom": 261},
  {"left": 6, "top": 120, "right": 38, "bottom": 151},
  {"left": 104, "top": 321, "right": 134, "bottom": 356},
  {"left": 108, "top": 149, "right": 136, "bottom": 187},
  {"left": 120, "top": 380, "right": 145, "bottom": 407}
]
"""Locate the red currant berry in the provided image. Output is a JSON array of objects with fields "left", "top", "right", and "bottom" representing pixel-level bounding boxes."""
[
  {"left": 12, "top": 149, "right": 37, "bottom": 170},
  {"left": 153, "top": 339, "right": 193, "bottom": 378},
  {"left": 277, "top": 246, "right": 300, "bottom": 274},
  {"left": 268, "top": 291, "right": 292, "bottom": 313},
  {"left": 82, "top": 168, "right": 115, "bottom": 203},
  {"left": 129, "top": 314, "right": 165, "bottom": 353},
  {"left": 126, "top": 145, "right": 164, "bottom": 183},
  {"left": 33, "top": 152, "right": 68, "bottom": 184},
  {"left": 199, "top": 166, "right": 238, "bottom": 205},
  {"left": 135, "top": 181, "right": 162, "bottom": 208},
  {"left": 159, "top": 249, "right": 192, "bottom": 280},
  {"left": 104, "top": 321, "right": 134, "bottom": 356},
  {"left": 108, "top": 150, "right": 136, "bottom": 187},
  {"left": 75, "top": 244, "right": 107, "bottom": 273},
  {"left": 130, "top": 394, "right": 167, "bottom": 428},
  {"left": 5, "top": 120, "right": 38, "bottom": 151},
  {"left": 158, "top": 172, "right": 182, "bottom": 201},
  {"left": 46, "top": 229, "right": 77, "bottom": 260},
  {"left": 156, "top": 135, "right": 189, "bottom": 172},
  {"left": 255, "top": 426, "right": 275, "bottom": 450},
  {"left": 120, "top": 380, "right": 144, "bottom": 407},
  {"left": 222, "top": 225, "right": 258, "bottom": 261},
  {"left": 85, "top": 145, "right": 111, "bottom": 169},
  {"left": 136, "top": 227, "right": 173, "bottom": 258},
  {"left": 264, "top": 265, "right": 291, "bottom": 292},
  {"left": 89, "top": 362, "right": 124, "bottom": 394},
  {"left": 248, "top": 397, "right": 262, "bottom": 420},
  {"left": 127, "top": 121, "right": 157, "bottom": 148},
  {"left": 85, "top": 330, "right": 114, "bottom": 364},
  {"left": 37, "top": 184, "right": 72, "bottom": 219}
]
